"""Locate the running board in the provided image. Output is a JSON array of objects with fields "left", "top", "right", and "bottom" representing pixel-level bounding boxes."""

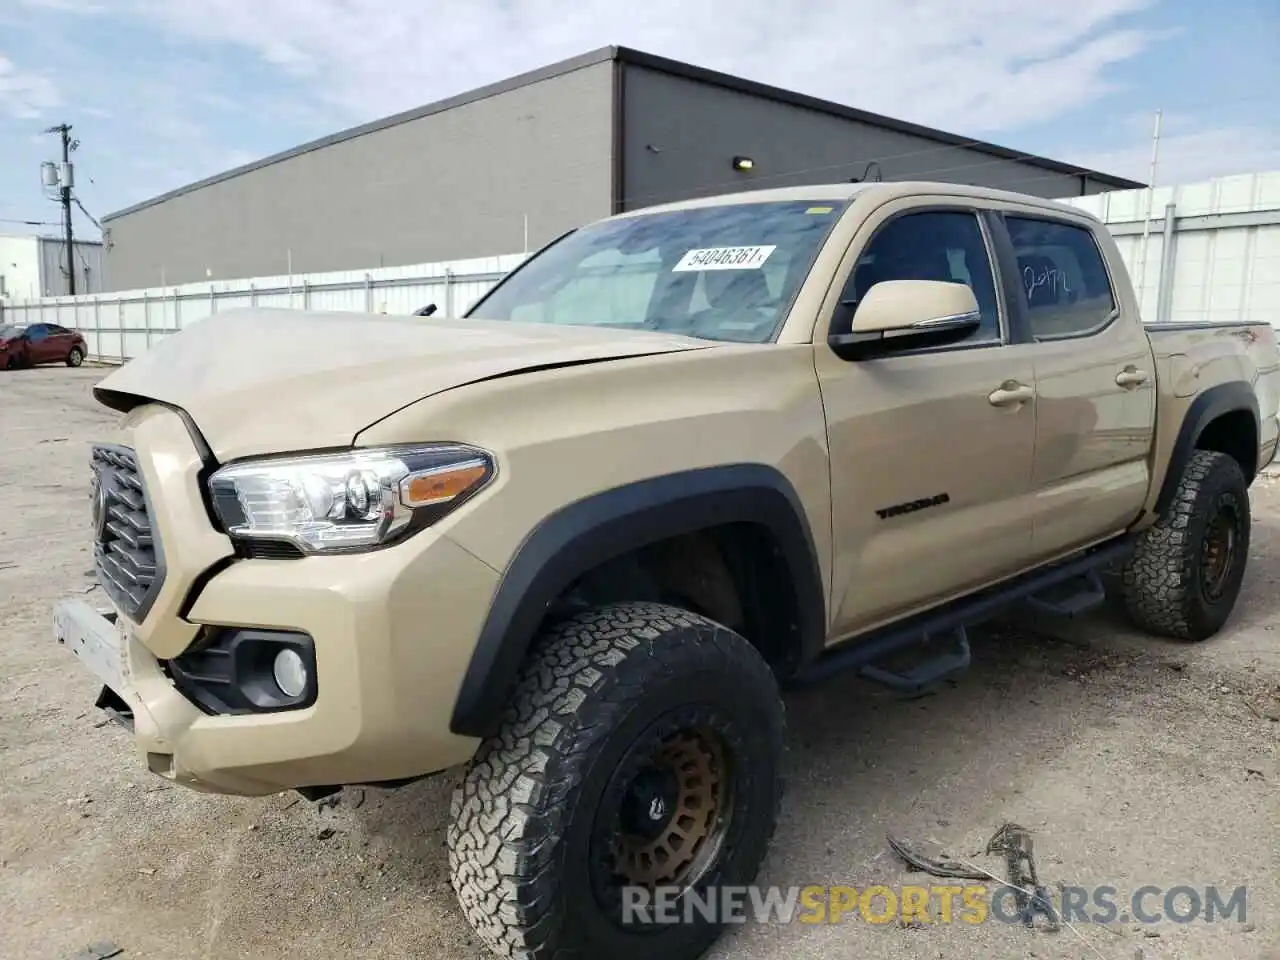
[
  {"left": 1024, "top": 570, "right": 1107, "bottom": 617},
  {"left": 792, "top": 536, "right": 1134, "bottom": 689},
  {"left": 858, "top": 626, "right": 971, "bottom": 695}
]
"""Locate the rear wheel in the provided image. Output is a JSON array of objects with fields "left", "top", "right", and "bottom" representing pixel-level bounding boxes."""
[
  {"left": 1120, "top": 450, "right": 1250, "bottom": 641},
  {"left": 66, "top": 346, "right": 84, "bottom": 367},
  {"left": 448, "top": 601, "right": 785, "bottom": 960}
]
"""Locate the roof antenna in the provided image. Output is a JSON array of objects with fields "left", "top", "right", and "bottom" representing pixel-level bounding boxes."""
[{"left": 848, "top": 161, "right": 883, "bottom": 183}]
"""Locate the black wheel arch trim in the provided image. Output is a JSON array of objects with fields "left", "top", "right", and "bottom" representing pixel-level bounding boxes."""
[
  {"left": 1155, "top": 380, "right": 1260, "bottom": 517},
  {"left": 449, "top": 464, "right": 827, "bottom": 738}
]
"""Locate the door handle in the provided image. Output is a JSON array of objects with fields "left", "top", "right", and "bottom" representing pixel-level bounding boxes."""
[
  {"left": 988, "top": 381, "right": 1035, "bottom": 407},
  {"left": 1116, "top": 367, "right": 1149, "bottom": 388}
]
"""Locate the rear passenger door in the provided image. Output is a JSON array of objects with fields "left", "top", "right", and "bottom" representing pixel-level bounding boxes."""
[
  {"left": 23, "top": 324, "right": 53, "bottom": 363},
  {"left": 816, "top": 203, "right": 1040, "bottom": 638},
  {"left": 1000, "top": 213, "right": 1156, "bottom": 559},
  {"left": 44, "top": 324, "right": 74, "bottom": 361}
]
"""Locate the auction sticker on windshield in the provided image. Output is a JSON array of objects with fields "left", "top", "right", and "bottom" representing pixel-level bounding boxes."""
[{"left": 673, "top": 245, "right": 776, "bottom": 272}]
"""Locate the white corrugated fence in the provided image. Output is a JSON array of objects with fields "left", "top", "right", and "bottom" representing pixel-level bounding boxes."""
[{"left": 3, "top": 171, "right": 1278, "bottom": 364}]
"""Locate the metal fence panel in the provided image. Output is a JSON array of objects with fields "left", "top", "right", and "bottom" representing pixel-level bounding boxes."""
[{"left": 4, "top": 173, "right": 1278, "bottom": 363}]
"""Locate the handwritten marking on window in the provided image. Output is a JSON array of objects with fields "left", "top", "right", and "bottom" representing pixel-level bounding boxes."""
[{"left": 1024, "top": 264, "right": 1072, "bottom": 303}]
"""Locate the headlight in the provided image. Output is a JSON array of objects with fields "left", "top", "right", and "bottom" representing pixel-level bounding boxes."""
[{"left": 207, "top": 444, "right": 494, "bottom": 554}]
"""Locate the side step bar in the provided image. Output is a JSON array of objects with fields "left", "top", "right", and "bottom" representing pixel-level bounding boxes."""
[
  {"left": 858, "top": 626, "right": 971, "bottom": 696},
  {"left": 1024, "top": 570, "right": 1108, "bottom": 617},
  {"left": 792, "top": 536, "right": 1133, "bottom": 689}
]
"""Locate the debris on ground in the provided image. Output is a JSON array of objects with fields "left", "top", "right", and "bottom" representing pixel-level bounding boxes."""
[
  {"left": 886, "top": 833, "right": 988, "bottom": 880},
  {"left": 67, "top": 942, "right": 122, "bottom": 960},
  {"left": 985, "top": 823, "right": 1060, "bottom": 932},
  {"left": 889, "top": 822, "right": 1060, "bottom": 931}
]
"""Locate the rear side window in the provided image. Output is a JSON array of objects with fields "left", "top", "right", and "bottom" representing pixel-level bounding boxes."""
[{"left": 1006, "top": 216, "right": 1116, "bottom": 339}]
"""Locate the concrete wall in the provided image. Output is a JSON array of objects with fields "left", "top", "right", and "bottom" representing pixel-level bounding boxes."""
[
  {"left": 620, "top": 66, "right": 1107, "bottom": 211},
  {"left": 100, "top": 60, "right": 615, "bottom": 291}
]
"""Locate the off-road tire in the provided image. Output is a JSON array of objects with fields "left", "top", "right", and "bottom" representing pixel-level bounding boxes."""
[
  {"left": 448, "top": 601, "right": 786, "bottom": 960},
  {"left": 66, "top": 346, "right": 83, "bottom": 367},
  {"left": 1120, "top": 450, "right": 1250, "bottom": 641}
]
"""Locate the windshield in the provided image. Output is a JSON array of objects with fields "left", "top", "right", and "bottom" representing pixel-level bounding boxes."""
[{"left": 466, "top": 200, "right": 848, "bottom": 343}]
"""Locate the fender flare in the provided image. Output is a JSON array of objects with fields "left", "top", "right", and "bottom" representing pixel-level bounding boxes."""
[
  {"left": 1154, "top": 381, "right": 1259, "bottom": 517},
  {"left": 449, "top": 464, "right": 826, "bottom": 738}
]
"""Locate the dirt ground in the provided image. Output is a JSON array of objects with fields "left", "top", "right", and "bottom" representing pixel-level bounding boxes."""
[{"left": 2, "top": 365, "right": 1277, "bottom": 960}]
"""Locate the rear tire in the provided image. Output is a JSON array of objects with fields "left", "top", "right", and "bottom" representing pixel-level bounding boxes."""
[
  {"left": 448, "top": 601, "right": 785, "bottom": 960},
  {"left": 1120, "top": 450, "right": 1250, "bottom": 641},
  {"left": 66, "top": 346, "right": 84, "bottom": 367}
]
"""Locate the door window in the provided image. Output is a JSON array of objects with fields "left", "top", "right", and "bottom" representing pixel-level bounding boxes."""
[
  {"left": 1006, "top": 216, "right": 1116, "bottom": 339},
  {"left": 25, "top": 324, "right": 48, "bottom": 342},
  {"left": 840, "top": 210, "right": 1002, "bottom": 343}
]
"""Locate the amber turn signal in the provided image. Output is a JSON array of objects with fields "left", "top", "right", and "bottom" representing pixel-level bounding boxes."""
[{"left": 399, "top": 461, "right": 490, "bottom": 508}]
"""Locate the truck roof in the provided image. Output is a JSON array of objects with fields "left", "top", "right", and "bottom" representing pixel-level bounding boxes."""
[{"left": 614, "top": 180, "right": 1098, "bottom": 222}]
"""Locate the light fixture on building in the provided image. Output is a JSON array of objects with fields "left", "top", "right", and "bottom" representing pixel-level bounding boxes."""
[{"left": 731, "top": 156, "right": 755, "bottom": 171}]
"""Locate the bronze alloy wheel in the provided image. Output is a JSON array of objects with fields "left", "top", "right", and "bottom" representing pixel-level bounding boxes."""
[
  {"left": 1200, "top": 496, "right": 1242, "bottom": 604},
  {"left": 608, "top": 727, "right": 732, "bottom": 891}
]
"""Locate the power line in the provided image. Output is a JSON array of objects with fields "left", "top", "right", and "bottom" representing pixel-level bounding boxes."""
[{"left": 73, "top": 196, "right": 103, "bottom": 232}]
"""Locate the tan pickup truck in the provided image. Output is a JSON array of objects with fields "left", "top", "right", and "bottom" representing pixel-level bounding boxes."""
[{"left": 53, "top": 181, "right": 1280, "bottom": 960}]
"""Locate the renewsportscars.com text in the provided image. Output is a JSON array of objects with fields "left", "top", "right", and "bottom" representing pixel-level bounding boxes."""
[{"left": 621, "top": 883, "right": 1248, "bottom": 926}]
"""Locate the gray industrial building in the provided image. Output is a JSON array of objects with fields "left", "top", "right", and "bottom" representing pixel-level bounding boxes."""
[{"left": 100, "top": 46, "right": 1143, "bottom": 291}]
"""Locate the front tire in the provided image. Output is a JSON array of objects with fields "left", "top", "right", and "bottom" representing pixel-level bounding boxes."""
[
  {"left": 66, "top": 346, "right": 84, "bottom": 367},
  {"left": 1120, "top": 450, "right": 1251, "bottom": 641},
  {"left": 448, "top": 601, "right": 785, "bottom": 960}
]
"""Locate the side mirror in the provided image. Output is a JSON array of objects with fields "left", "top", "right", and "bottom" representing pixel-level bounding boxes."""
[{"left": 828, "top": 280, "right": 982, "bottom": 360}]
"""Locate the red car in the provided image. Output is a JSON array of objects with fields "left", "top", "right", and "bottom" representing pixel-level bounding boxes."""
[{"left": 0, "top": 322, "right": 88, "bottom": 369}]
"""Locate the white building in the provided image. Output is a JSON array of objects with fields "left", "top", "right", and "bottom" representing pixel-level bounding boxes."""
[{"left": 0, "top": 233, "right": 104, "bottom": 301}]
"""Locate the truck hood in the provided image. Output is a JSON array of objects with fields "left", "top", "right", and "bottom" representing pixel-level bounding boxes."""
[{"left": 95, "top": 308, "right": 713, "bottom": 460}]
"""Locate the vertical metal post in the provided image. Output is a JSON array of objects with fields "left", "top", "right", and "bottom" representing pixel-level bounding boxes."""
[
  {"left": 173, "top": 286, "right": 181, "bottom": 334},
  {"left": 364, "top": 273, "right": 373, "bottom": 313},
  {"left": 143, "top": 289, "right": 152, "bottom": 349},
  {"left": 1156, "top": 202, "right": 1178, "bottom": 324},
  {"left": 117, "top": 300, "right": 125, "bottom": 362},
  {"left": 1134, "top": 109, "right": 1163, "bottom": 309},
  {"left": 445, "top": 269, "right": 455, "bottom": 317},
  {"left": 302, "top": 278, "right": 310, "bottom": 310},
  {"left": 249, "top": 281, "right": 257, "bottom": 307},
  {"left": 210, "top": 283, "right": 217, "bottom": 316},
  {"left": 92, "top": 295, "right": 100, "bottom": 360}
]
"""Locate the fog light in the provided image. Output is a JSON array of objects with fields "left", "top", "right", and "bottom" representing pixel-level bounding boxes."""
[{"left": 272, "top": 648, "right": 308, "bottom": 698}]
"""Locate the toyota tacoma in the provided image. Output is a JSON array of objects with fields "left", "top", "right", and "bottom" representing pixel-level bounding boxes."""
[{"left": 53, "top": 181, "right": 1280, "bottom": 959}]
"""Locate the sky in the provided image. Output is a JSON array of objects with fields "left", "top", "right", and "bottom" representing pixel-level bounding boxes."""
[{"left": 1, "top": 0, "right": 1277, "bottom": 241}]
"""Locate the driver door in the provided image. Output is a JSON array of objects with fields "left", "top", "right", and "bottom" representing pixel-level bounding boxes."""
[{"left": 815, "top": 203, "right": 1039, "bottom": 639}]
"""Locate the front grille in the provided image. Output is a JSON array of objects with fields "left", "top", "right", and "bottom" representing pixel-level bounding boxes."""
[{"left": 92, "top": 444, "right": 165, "bottom": 621}]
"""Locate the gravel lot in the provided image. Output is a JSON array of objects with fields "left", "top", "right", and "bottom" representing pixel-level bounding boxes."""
[{"left": 2, "top": 365, "right": 1278, "bottom": 960}]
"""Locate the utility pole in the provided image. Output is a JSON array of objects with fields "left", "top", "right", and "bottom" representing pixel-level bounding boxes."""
[{"left": 42, "top": 123, "right": 77, "bottom": 295}]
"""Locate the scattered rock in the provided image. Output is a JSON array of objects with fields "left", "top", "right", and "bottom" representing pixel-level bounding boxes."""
[
  {"left": 1245, "top": 769, "right": 1265, "bottom": 781},
  {"left": 317, "top": 826, "right": 337, "bottom": 841},
  {"left": 65, "top": 796, "right": 92, "bottom": 806},
  {"left": 1241, "top": 922, "right": 1256, "bottom": 933},
  {"left": 1142, "top": 928, "right": 1161, "bottom": 938},
  {"left": 137, "top": 868, "right": 156, "bottom": 877}
]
